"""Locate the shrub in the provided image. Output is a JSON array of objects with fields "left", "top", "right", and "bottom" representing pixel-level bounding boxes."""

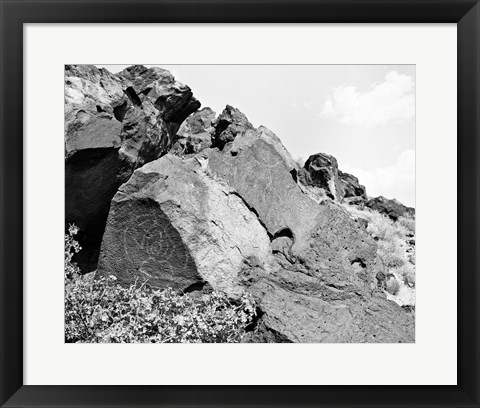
[
  {"left": 65, "top": 226, "right": 256, "bottom": 343},
  {"left": 408, "top": 250, "right": 416, "bottom": 266},
  {"left": 397, "top": 265, "right": 416, "bottom": 287},
  {"left": 65, "top": 223, "right": 82, "bottom": 279},
  {"left": 377, "top": 239, "right": 405, "bottom": 269},
  {"left": 398, "top": 214, "right": 415, "bottom": 234},
  {"left": 342, "top": 203, "right": 416, "bottom": 297},
  {"left": 386, "top": 278, "right": 401, "bottom": 295}
]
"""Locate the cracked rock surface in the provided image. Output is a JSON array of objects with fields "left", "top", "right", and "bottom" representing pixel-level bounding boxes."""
[
  {"left": 67, "top": 65, "right": 414, "bottom": 342},
  {"left": 65, "top": 65, "right": 200, "bottom": 272}
]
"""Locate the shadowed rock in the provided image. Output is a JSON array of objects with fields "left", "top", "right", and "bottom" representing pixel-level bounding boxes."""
[
  {"left": 98, "top": 195, "right": 201, "bottom": 290},
  {"left": 339, "top": 170, "right": 367, "bottom": 199},
  {"left": 212, "top": 105, "right": 254, "bottom": 149},
  {"left": 365, "top": 196, "right": 415, "bottom": 221},
  {"left": 97, "top": 153, "right": 271, "bottom": 296},
  {"left": 119, "top": 65, "right": 200, "bottom": 126},
  {"left": 301, "top": 153, "right": 344, "bottom": 201},
  {"left": 65, "top": 64, "right": 200, "bottom": 272}
]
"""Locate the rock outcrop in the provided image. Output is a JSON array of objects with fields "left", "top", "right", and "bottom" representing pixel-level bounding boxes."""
[
  {"left": 212, "top": 105, "right": 254, "bottom": 149},
  {"left": 67, "top": 65, "right": 414, "bottom": 342},
  {"left": 298, "top": 155, "right": 368, "bottom": 206},
  {"left": 365, "top": 196, "right": 415, "bottom": 221},
  {"left": 241, "top": 261, "right": 414, "bottom": 343},
  {"left": 98, "top": 152, "right": 272, "bottom": 297},
  {"left": 339, "top": 170, "right": 367, "bottom": 199},
  {"left": 173, "top": 107, "right": 216, "bottom": 154},
  {"left": 301, "top": 153, "right": 344, "bottom": 201},
  {"left": 65, "top": 65, "right": 200, "bottom": 272}
]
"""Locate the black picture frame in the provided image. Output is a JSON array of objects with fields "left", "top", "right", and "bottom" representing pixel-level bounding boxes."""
[{"left": 1, "top": 1, "right": 479, "bottom": 407}]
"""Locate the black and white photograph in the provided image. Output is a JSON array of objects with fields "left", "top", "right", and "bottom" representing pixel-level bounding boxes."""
[{"left": 64, "top": 64, "right": 416, "bottom": 343}]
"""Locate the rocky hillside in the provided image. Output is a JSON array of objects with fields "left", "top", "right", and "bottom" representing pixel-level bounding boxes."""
[{"left": 65, "top": 65, "right": 415, "bottom": 343}]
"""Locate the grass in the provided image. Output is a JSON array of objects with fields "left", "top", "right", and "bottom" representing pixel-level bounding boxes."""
[
  {"left": 398, "top": 213, "right": 415, "bottom": 235},
  {"left": 342, "top": 203, "right": 416, "bottom": 305}
]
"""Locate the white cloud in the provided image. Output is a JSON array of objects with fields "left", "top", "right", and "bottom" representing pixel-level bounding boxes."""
[
  {"left": 342, "top": 149, "right": 415, "bottom": 207},
  {"left": 321, "top": 71, "right": 415, "bottom": 128}
]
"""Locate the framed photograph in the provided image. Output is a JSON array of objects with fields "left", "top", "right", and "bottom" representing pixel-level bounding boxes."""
[{"left": 1, "top": 0, "right": 479, "bottom": 407}]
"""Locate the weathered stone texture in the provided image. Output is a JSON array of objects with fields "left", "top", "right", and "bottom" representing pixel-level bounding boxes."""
[
  {"left": 98, "top": 154, "right": 271, "bottom": 296},
  {"left": 65, "top": 64, "right": 200, "bottom": 271},
  {"left": 67, "top": 67, "right": 415, "bottom": 343}
]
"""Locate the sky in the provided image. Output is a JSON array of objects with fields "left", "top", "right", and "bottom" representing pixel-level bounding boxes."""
[{"left": 97, "top": 64, "right": 415, "bottom": 207}]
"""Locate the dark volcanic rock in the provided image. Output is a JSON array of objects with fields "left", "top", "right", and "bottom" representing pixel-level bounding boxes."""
[
  {"left": 98, "top": 108, "right": 414, "bottom": 342},
  {"left": 227, "top": 125, "right": 298, "bottom": 171},
  {"left": 211, "top": 140, "right": 413, "bottom": 342},
  {"left": 175, "top": 107, "right": 216, "bottom": 154},
  {"left": 65, "top": 65, "right": 126, "bottom": 159},
  {"left": 343, "top": 196, "right": 366, "bottom": 208},
  {"left": 299, "top": 156, "right": 368, "bottom": 205},
  {"left": 118, "top": 65, "right": 200, "bottom": 126},
  {"left": 98, "top": 153, "right": 271, "bottom": 295},
  {"left": 208, "top": 139, "right": 319, "bottom": 243},
  {"left": 365, "top": 196, "right": 415, "bottom": 221},
  {"left": 83, "top": 68, "right": 414, "bottom": 343},
  {"left": 339, "top": 170, "right": 367, "bottom": 199},
  {"left": 301, "top": 153, "right": 343, "bottom": 201},
  {"left": 212, "top": 105, "right": 254, "bottom": 149},
  {"left": 98, "top": 194, "right": 201, "bottom": 290},
  {"left": 177, "top": 107, "right": 216, "bottom": 137},
  {"left": 65, "top": 64, "right": 200, "bottom": 272},
  {"left": 242, "top": 262, "right": 414, "bottom": 343}
]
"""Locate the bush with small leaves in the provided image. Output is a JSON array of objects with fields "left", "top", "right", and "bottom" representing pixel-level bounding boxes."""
[
  {"left": 65, "top": 224, "right": 82, "bottom": 279},
  {"left": 342, "top": 203, "right": 416, "bottom": 305},
  {"left": 386, "top": 278, "right": 401, "bottom": 295},
  {"left": 398, "top": 214, "right": 415, "bottom": 235},
  {"left": 65, "top": 225, "right": 257, "bottom": 343},
  {"left": 397, "top": 265, "right": 415, "bottom": 288}
]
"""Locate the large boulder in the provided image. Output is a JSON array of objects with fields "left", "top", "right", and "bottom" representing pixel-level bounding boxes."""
[
  {"left": 339, "top": 170, "right": 367, "bottom": 199},
  {"left": 98, "top": 152, "right": 271, "bottom": 296},
  {"left": 65, "top": 65, "right": 200, "bottom": 272},
  {"left": 300, "top": 153, "right": 344, "bottom": 201},
  {"left": 98, "top": 123, "right": 414, "bottom": 342},
  {"left": 208, "top": 140, "right": 381, "bottom": 295},
  {"left": 118, "top": 65, "right": 200, "bottom": 127},
  {"left": 177, "top": 107, "right": 216, "bottom": 138},
  {"left": 228, "top": 126, "right": 298, "bottom": 172},
  {"left": 241, "top": 261, "right": 415, "bottom": 343},
  {"left": 212, "top": 105, "right": 254, "bottom": 149},
  {"left": 365, "top": 196, "right": 415, "bottom": 221},
  {"left": 65, "top": 65, "right": 126, "bottom": 159},
  {"left": 174, "top": 107, "right": 216, "bottom": 154}
]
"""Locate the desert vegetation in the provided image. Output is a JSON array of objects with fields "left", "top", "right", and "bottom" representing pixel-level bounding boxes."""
[
  {"left": 343, "top": 204, "right": 416, "bottom": 307},
  {"left": 65, "top": 225, "right": 257, "bottom": 343}
]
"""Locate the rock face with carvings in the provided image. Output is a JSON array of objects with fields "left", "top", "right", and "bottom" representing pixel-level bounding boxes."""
[
  {"left": 65, "top": 64, "right": 200, "bottom": 272},
  {"left": 97, "top": 152, "right": 272, "bottom": 297},
  {"left": 67, "top": 65, "right": 415, "bottom": 342}
]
